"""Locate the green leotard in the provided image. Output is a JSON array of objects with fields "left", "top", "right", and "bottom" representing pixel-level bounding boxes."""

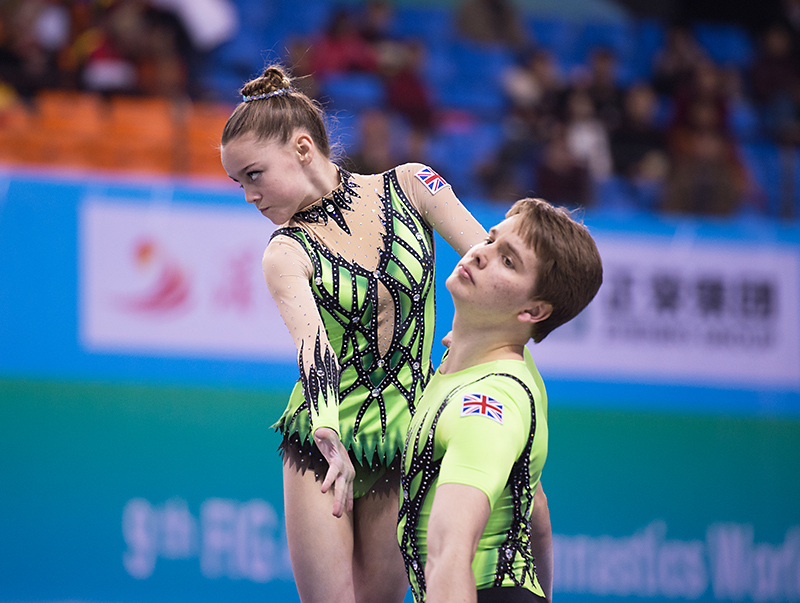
[
  {"left": 397, "top": 348, "right": 549, "bottom": 602},
  {"left": 262, "top": 164, "right": 485, "bottom": 493}
]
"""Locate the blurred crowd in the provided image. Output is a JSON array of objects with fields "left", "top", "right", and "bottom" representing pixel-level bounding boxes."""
[
  {"left": 0, "top": 0, "right": 237, "bottom": 101},
  {"left": 282, "top": 0, "right": 800, "bottom": 218},
  {"left": 3, "top": 0, "right": 800, "bottom": 219}
]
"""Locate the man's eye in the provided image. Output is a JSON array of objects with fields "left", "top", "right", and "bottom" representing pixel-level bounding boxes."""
[{"left": 503, "top": 256, "right": 514, "bottom": 268}]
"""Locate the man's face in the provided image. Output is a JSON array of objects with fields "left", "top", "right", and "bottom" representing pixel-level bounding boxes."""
[{"left": 446, "top": 214, "right": 541, "bottom": 320}]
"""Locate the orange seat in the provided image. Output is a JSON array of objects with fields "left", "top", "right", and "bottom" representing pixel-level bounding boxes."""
[
  {"left": 34, "top": 90, "right": 105, "bottom": 135},
  {"left": 0, "top": 95, "right": 240, "bottom": 177},
  {"left": 92, "top": 132, "right": 176, "bottom": 174},
  {"left": 107, "top": 95, "right": 176, "bottom": 142}
]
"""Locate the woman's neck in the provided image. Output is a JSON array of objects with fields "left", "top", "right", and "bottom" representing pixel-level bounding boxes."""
[{"left": 298, "top": 159, "right": 341, "bottom": 212}]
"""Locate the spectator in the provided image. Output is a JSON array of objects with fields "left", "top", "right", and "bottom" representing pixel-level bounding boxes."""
[
  {"left": 501, "top": 47, "right": 563, "bottom": 118},
  {"left": 480, "top": 49, "right": 563, "bottom": 200},
  {"left": 1, "top": 0, "right": 70, "bottom": 97},
  {"left": 751, "top": 25, "right": 798, "bottom": 105},
  {"left": 382, "top": 40, "right": 434, "bottom": 133},
  {"left": 611, "top": 82, "right": 669, "bottom": 182},
  {"left": 455, "top": 0, "right": 529, "bottom": 49},
  {"left": 345, "top": 108, "right": 402, "bottom": 174},
  {"left": 0, "top": 11, "right": 26, "bottom": 97},
  {"left": 653, "top": 24, "right": 708, "bottom": 96},
  {"left": 311, "top": 9, "right": 378, "bottom": 78},
  {"left": 148, "top": 0, "right": 237, "bottom": 48},
  {"left": 564, "top": 90, "right": 613, "bottom": 183},
  {"left": 669, "top": 59, "right": 731, "bottom": 141},
  {"left": 138, "top": 6, "right": 190, "bottom": 97},
  {"left": 664, "top": 98, "right": 747, "bottom": 215},
  {"left": 80, "top": 1, "right": 145, "bottom": 96},
  {"left": 751, "top": 25, "right": 800, "bottom": 143},
  {"left": 283, "top": 37, "right": 319, "bottom": 99},
  {"left": 583, "top": 47, "right": 625, "bottom": 132},
  {"left": 536, "top": 124, "right": 592, "bottom": 208},
  {"left": 358, "top": 0, "right": 395, "bottom": 46}
]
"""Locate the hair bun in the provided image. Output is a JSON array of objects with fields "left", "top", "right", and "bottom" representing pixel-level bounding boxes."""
[{"left": 240, "top": 64, "right": 292, "bottom": 98}]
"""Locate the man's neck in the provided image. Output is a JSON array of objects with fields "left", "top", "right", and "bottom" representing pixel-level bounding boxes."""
[{"left": 440, "top": 317, "right": 525, "bottom": 375}]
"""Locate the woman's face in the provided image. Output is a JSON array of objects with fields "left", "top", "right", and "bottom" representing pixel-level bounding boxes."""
[{"left": 221, "top": 132, "right": 312, "bottom": 224}]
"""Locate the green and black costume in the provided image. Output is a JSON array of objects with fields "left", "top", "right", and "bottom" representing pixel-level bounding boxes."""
[
  {"left": 262, "top": 163, "right": 485, "bottom": 496},
  {"left": 397, "top": 349, "right": 549, "bottom": 602}
]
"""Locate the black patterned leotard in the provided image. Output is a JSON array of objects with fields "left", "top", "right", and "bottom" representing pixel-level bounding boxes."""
[{"left": 262, "top": 164, "right": 486, "bottom": 492}]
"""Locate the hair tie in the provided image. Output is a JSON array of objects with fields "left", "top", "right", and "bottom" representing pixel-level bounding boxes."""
[{"left": 242, "top": 87, "right": 292, "bottom": 103}]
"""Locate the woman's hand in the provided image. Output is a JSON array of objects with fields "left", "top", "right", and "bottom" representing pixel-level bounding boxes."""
[{"left": 313, "top": 427, "right": 355, "bottom": 518}]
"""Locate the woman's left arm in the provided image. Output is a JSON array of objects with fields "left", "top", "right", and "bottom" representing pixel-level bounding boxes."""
[{"left": 396, "top": 163, "right": 488, "bottom": 256}]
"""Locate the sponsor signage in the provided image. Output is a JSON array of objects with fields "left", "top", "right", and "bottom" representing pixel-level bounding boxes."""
[
  {"left": 80, "top": 199, "right": 800, "bottom": 388},
  {"left": 535, "top": 235, "right": 800, "bottom": 388},
  {"left": 80, "top": 199, "right": 295, "bottom": 359},
  {"left": 554, "top": 521, "right": 800, "bottom": 602}
]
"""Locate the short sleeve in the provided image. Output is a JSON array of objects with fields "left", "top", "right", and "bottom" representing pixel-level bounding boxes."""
[
  {"left": 395, "top": 162, "right": 487, "bottom": 257},
  {"left": 435, "top": 387, "right": 529, "bottom": 508}
]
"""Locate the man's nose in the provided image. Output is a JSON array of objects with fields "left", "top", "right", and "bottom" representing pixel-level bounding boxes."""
[{"left": 472, "top": 246, "right": 488, "bottom": 268}]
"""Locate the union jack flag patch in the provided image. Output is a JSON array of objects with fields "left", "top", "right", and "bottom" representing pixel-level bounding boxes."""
[
  {"left": 460, "top": 393, "right": 503, "bottom": 424},
  {"left": 415, "top": 167, "right": 450, "bottom": 194}
]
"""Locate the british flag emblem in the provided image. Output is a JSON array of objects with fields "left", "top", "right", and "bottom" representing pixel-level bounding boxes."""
[
  {"left": 460, "top": 393, "right": 504, "bottom": 424},
  {"left": 415, "top": 167, "right": 450, "bottom": 194}
]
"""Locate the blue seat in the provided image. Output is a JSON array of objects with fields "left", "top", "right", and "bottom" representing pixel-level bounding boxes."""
[
  {"left": 202, "top": 69, "right": 248, "bottom": 103},
  {"left": 391, "top": 6, "right": 455, "bottom": 45},
  {"left": 279, "top": 0, "right": 335, "bottom": 37},
  {"left": 448, "top": 41, "right": 516, "bottom": 84},
  {"left": 435, "top": 85, "right": 506, "bottom": 118},
  {"left": 594, "top": 176, "right": 641, "bottom": 213},
  {"left": 426, "top": 131, "right": 478, "bottom": 194},
  {"left": 231, "top": 0, "right": 278, "bottom": 30},
  {"left": 319, "top": 73, "right": 386, "bottom": 113},
  {"left": 693, "top": 23, "right": 754, "bottom": 68},
  {"left": 426, "top": 41, "right": 513, "bottom": 118},
  {"left": 629, "top": 19, "right": 665, "bottom": 81},
  {"left": 576, "top": 21, "right": 635, "bottom": 63},
  {"left": 527, "top": 18, "right": 580, "bottom": 65},
  {"left": 210, "top": 31, "right": 265, "bottom": 73},
  {"left": 729, "top": 99, "right": 762, "bottom": 142},
  {"left": 326, "top": 110, "right": 360, "bottom": 153},
  {"left": 423, "top": 43, "right": 456, "bottom": 86},
  {"left": 739, "top": 142, "right": 782, "bottom": 216}
]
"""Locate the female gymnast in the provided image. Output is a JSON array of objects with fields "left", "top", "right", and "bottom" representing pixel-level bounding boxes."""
[{"left": 220, "top": 64, "right": 487, "bottom": 603}]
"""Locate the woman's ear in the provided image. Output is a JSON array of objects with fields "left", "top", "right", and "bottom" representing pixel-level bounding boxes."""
[
  {"left": 295, "top": 133, "right": 314, "bottom": 165},
  {"left": 518, "top": 301, "right": 552, "bottom": 325}
]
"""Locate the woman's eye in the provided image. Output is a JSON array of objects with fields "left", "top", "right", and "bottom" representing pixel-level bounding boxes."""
[
  {"left": 247, "top": 171, "right": 260, "bottom": 182},
  {"left": 503, "top": 256, "right": 514, "bottom": 268}
]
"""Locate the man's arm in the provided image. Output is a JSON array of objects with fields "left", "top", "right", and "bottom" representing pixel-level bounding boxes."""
[
  {"left": 531, "top": 484, "right": 553, "bottom": 603},
  {"left": 425, "top": 483, "right": 491, "bottom": 603}
]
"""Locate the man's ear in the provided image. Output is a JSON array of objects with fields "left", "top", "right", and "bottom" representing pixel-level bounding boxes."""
[
  {"left": 518, "top": 301, "right": 552, "bottom": 325},
  {"left": 295, "top": 133, "right": 314, "bottom": 164}
]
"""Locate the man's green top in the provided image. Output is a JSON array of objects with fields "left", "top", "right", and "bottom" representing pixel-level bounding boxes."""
[{"left": 397, "top": 348, "right": 549, "bottom": 602}]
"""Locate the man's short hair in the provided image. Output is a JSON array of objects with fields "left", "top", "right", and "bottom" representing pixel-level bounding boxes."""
[{"left": 506, "top": 198, "right": 603, "bottom": 343}]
